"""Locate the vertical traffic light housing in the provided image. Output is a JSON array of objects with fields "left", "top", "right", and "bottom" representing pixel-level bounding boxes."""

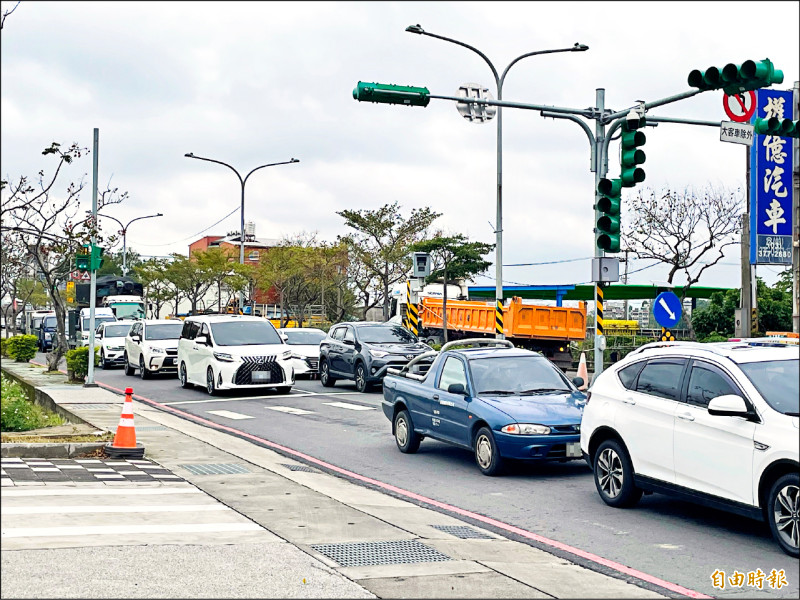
[
  {"left": 596, "top": 177, "right": 622, "bottom": 253},
  {"left": 620, "top": 117, "right": 646, "bottom": 188},
  {"left": 75, "top": 245, "right": 91, "bottom": 271},
  {"left": 89, "top": 245, "right": 104, "bottom": 271}
]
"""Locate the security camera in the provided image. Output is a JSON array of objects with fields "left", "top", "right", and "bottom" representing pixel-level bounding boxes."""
[{"left": 626, "top": 109, "right": 640, "bottom": 123}]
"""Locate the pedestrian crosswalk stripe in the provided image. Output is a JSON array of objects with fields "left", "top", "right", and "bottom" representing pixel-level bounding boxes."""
[
  {"left": 266, "top": 406, "right": 314, "bottom": 415},
  {"left": 3, "top": 504, "right": 230, "bottom": 515},
  {"left": 1, "top": 522, "right": 263, "bottom": 538},
  {"left": 322, "top": 402, "right": 375, "bottom": 411},
  {"left": 206, "top": 410, "right": 254, "bottom": 420},
  {"left": 1, "top": 487, "right": 201, "bottom": 497}
]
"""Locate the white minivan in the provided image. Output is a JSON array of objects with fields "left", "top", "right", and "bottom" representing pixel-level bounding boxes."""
[{"left": 177, "top": 314, "right": 295, "bottom": 395}]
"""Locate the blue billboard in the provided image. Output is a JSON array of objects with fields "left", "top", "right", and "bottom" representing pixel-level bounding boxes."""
[{"left": 750, "top": 88, "right": 794, "bottom": 265}]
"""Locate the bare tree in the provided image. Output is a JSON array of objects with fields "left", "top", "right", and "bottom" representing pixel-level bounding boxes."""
[
  {"left": 1, "top": 1, "right": 21, "bottom": 30},
  {"left": 622, "top": 185, "right": 743, "bottom": 339}
]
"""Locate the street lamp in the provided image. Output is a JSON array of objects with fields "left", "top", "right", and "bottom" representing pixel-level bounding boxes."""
[
  {"left": 406, "top": 24, "right": 588, "bottom": 337},
  {"left": 95, "top": 212, "right": 163, "bottom": 277},
  {"left": 184, "top": 153, "right": 299, "bottom": 311}
]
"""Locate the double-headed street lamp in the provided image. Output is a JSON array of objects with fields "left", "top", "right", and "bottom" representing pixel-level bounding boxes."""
[
  {"left": 184, "top": 153, "right": 299, "bottom": 311},
  {"left": 95, "top": 212, "right": 163, "bottom": 276},
  {"left": 406, "top": 24, "right": 588, "bottom": 338}
]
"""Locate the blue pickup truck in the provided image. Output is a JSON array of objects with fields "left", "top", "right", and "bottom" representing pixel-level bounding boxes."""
[{"left": 382, "top": 339, "right": 587, "bottom": 475}]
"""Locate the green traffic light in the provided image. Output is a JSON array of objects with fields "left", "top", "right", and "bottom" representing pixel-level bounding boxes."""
[
  {"left": 353, "top": 81, "right": 430, "bottom": 107},
  {"left": 754, "top": 117, "right": 799, "bottom": 138},
  {"left": 690, "top": 59, "right": 783, "bottom": 93},
  {"left": 596, "top": 177, "right": 622, "bottom": 253},
  {"left": 688, "top": 66, "right": 720, "bottom": 91}
]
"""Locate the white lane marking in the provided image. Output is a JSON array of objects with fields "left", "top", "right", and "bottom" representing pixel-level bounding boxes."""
[
  {"left": 30, "top": 468, "right": 61, "bottom": 473},
  {"left": 53, "top": 465, "right": 87, "bottom": 470},
  {"left": 94, "top": 474, "right": 125, "bottom": 479},
  {"left": 164, "top": 391, "right": 313, "bottom": 406},
  {"left": 323, "top": 402, "right": 376, "bottom": 411},
  {"left": 265, "top": 406, "right": 314, "bottom": 415},
  {"left": 2, "top": 465, "right": 31, "bottom": 469},
  {"left": 1, "top": 522, "right": 263, "bottom": 538},
  {"left": 206, "top": 410, "right": 254, "bottom": 420},
  {"left": 3, "top": 504, "right": 229, "bottom": 515},
  {"left": 86, "top": 468, "right": 116, "bottom": 473},
  {"left": 2, "top": 487, "right": 200, "bottom": 497}
]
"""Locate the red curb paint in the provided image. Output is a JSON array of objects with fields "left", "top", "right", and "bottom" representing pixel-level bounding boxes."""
[{"left": 94, "top": 380, "right": 710, "bottom": 599}]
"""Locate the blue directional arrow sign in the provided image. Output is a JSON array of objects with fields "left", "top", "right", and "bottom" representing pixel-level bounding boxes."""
[{"left": 653, "top": 292, "right": 682, "bottom": 329}]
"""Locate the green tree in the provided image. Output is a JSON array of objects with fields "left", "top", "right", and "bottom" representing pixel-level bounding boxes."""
[
  {"left": 96, "top": 248, "right": 143, "bottom": 277},
  {"left": 337, "top": 202, "right": 441, "bottom": 321},
  {"left": 755, "top": 276, "right": 793, "bottom": 334},
  {"left": 691, "top": 289, "right": 739, "bottom": 341},
  {"left": 195, "top": 247, "right": 251, "bottom": 313},
  {"left": 166, "top": 253, "right": 212, "bottom": 314},
  {"left": 133, "top": 257, "right": 173, "bottom": 319},
  {"left": 410, "top": 233, "right": 494, "bottom": 342},
  {"left": 252, "top": 243, "right": 300, "bottom": 326}
]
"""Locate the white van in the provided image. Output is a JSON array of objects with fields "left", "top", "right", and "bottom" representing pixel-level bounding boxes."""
[
  {"left": 78, "top": 307, "right": 117, "bottom": 347},
  {"left": 177, "top": 314, "right": 295, "bottom": 395}
]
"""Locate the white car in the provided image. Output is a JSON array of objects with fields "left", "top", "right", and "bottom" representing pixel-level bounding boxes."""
[
  {"left": 277, "top": 327, "right": 326, "bottom": 378},
  {"left": 177, "top": 314, "right": 294, "bottom": 395},
  {"left": 580, "top": 340, "right": 799, "bottom": 557},
  {"left": 124, "top": 319, "right": 184, "bottom": 379},
  {"left": 96, "top": 321, "right": 135, "bottom": 369}
]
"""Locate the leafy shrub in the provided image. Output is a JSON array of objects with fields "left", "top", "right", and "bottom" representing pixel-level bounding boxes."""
[
  {"left": 1, "top": 337, "right": 9, "bottom": 358},
  {"left": 0, "top": 375, "right": 65, "bottom": 431},
  {"left": 6, "top": 335, "right": 38, "bottom": 362},
  {"left": 700, "top": 331, "right": 730, "bottom": 343},
  {"left": 65, "top": 346, "right": 100, "bottom": 381}
]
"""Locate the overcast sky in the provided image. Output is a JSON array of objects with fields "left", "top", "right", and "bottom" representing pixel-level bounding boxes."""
[{"left": 2, "top": 1, "right": 798, "bottom": 294}]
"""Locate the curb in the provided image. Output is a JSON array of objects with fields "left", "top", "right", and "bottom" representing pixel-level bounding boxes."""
[{"left": 1, "top": 442, "right": 106, "bottom": 458}]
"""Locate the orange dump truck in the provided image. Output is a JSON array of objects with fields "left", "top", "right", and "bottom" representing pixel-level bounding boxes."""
[{"left": 415, "top": 296, "right": 586, "bottom": 370}]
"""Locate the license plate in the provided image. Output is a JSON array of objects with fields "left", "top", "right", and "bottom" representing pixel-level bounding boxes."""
[
  {"left": 163, "top": 358, "right": 174, "bottom": 366},
  {"left": 251, "top": 371, "right": 271, "bottom": 382},
  {"left": 566, "top": 442, "right": 582, "bottom": 458}
]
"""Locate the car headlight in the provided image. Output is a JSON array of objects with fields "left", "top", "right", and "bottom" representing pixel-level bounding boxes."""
[
  {"left": 148, "top": 347, "right": 165, "bottom": 354},
  {"left": 281, "top": 350, "right": 292, "bottom": 359},
  {"left": 501, "top": 424, "right": 551, "bottom": 435},
  {"left": 213, "top": 352, "right": 235, "bottom": 362},
  {"left": 371, "top": 350, "right": 389, "bottom": 358}
]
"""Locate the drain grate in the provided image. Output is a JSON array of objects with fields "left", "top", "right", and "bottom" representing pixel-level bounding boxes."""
[
  {"left": 431, "top": 524, "right": 495, "bottom": 539},
  {"left": 311, "top": 540, "right": 451, "bottom": 567},
  {"left": 179, "top": 463, "right": 251, "bottom": 475},
  {"left": 280, "top": 463, "right": 319, "bottom": 473}
]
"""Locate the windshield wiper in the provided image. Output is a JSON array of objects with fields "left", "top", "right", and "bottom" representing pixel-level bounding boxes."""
[
  {"left": 785, "top": 412, "right": 800, "bottom": 417},
  {"left": 478, "top": 390, "right": 516, "bottom": 395},
  {"left": 519, "top": 388, "right": 571, "bottom": 395}
]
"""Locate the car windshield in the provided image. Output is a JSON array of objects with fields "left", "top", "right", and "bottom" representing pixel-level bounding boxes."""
[
  {"left": 210, "top": 321, "right": 282, "bottom": 346},
  {"left": 104, "top": 324, "right": 132, "bottom": 338},
  {"left": 470, "top": 356, "right": 572, "bottom": 396},
  {"left": 358, "top": 326, "right": 417, "bottom": 344},
  {"left": 145, "top": 323, "right": 184, "bottom": 340},
  {"left": 42, "top": 316, "right": 57, "bottom": 329},
  {"left": 112, "top": 302, "right": 145, "bottom": 320},
  {"left": 281, "top": 330, "right": 326, "bottom": 345},
  {"left": 739, "top": 358, "right": 799, "bottom": 415},
  {"left": 83, "top": 317, "right": 116, "bottom": 329}
]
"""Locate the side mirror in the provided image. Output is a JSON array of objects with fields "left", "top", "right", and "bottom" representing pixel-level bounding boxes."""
[
  {"left": 572, "top": 376, "right": 585, "bottom": 389},
  {"left": 343, "top": 339, "right": 355, "bottom": 346},
  {"left": 131, "top": 334, "right": 141, "bottom": 343},
  {"left": 195, "top": 335, "right": 209, "bottom": 345},
  {"left": 447, "top": 383, "right": 467, "bottom": 396},
  {"left": 707, "top": 394, "right": 749, "bottom": 417},
  {"left": 280, "top": 333, "right": 289, "bottom": 342}
]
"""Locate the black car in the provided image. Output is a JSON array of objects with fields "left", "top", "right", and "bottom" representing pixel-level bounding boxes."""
[{"left": 319, "top": 322, "right": 431, "bottom": 392}]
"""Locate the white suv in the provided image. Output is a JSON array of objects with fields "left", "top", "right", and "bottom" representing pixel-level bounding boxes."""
[
  {"left": 124, "top": 319, "right": 184, "bottom": 379},
  {"left": 177, "top": 314, "right": 294, "bottom": 395},
  {"left": 97, "top": 320, "right": 135, "bottom": 369},
  {"left": 580, "top": 341, "right": 799, "bottom": 556}
]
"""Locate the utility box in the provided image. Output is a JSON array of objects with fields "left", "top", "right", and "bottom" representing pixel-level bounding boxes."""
[
  {"left": 412, "top": 252, "right": 431, "bottom": 278},
  {"left": 592, "top": 257, "right": 620, "bottom": 283}
]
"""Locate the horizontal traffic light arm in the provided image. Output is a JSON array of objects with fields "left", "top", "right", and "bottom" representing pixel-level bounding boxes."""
[{"left": 754, "top": 117, "right": 798, "bottom": 138}]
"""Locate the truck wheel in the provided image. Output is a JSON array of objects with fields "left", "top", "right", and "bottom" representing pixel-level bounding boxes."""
[
  {"left": 124, "top": 353, "right": 135, "bottom": 376},
  {"left": 354, "top": 362, "right": 370, "bottom": 393},
  {"left": 139, "top": 356, "right": 151, "bottom": 380},
  {"left": 474, "top": 426, "right": 504, "bottom": 476},
  {"left": 320, "top": 359, "right": 336, "bottom": 387},
  {"left": 767, "top": 473, "right": 799, "bottom": 557},
  {"left": 394, "top": 409, "right": 421, "bottom": 454}
]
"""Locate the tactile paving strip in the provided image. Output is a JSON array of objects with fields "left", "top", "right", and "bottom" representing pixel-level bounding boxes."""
[
  {"left": 280, "top": 463, "right": 319, "bottom": 473},
  {"left": 311, "top": 540, "right": 452, "bottom": 567},
  {"left": 431, "top": 524, "right": 495, "bottom": 539},
  {"left": 178, "top": 463, "right": 251, "bottom": 475}
]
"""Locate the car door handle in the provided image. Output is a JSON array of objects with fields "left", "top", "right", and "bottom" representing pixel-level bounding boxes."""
[
  {"left": 621, "top": 397, "right": 636, "bottom": 405},
  {"left": 432, "top": 394, "right": 439, "bottom": 400},
  {"left": 677, "top": 412, "right": 695, "bottom": 422}
]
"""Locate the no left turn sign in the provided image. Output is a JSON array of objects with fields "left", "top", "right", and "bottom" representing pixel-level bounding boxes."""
[{"left": 723, "top": 91, "right": 756, "bottom": 123}]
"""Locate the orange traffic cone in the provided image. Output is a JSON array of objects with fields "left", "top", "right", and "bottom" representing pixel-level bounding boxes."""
[
  {"left": 576, "top": 352, "right": 589, "bottom": 391},
  {"left": 105, "top": 387, "right": 145, "bottom": 458}
]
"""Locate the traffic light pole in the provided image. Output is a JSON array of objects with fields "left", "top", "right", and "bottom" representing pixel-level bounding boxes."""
[{"left": 86, "top": 128, "right": 99, "bottom": 387}]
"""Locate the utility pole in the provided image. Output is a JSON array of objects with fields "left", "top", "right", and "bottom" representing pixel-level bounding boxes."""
[
  {"left": 85, "top": 128, "right": 99, "bottom": 387},
  {"left": 622, "top": 248, "right": 630, "bottom": 319}
]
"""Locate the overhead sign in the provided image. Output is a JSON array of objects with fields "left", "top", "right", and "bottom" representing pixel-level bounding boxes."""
[
  {"left": 720, "top": 121, "right": 754, "bottom": 146},
  {"left": 750, "top": 88, "right": 793, "bottom": 265},
  {"left": 653, "top": 292, "right": 682, "bottom": 329},
  {"left": 723, "top": 91, "right": 756, "bottom": 122}
]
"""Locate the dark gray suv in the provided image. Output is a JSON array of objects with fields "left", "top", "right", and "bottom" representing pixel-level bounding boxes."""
[{"left": 319, "top": 322, "right": 431, "bottom": 392}]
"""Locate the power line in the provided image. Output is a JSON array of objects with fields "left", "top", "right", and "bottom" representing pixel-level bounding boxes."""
[{"left": 136, "top": 206, "right": 239, "bottom": 247}]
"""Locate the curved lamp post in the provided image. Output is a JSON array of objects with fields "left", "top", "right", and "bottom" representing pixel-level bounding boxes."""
[
  {"left": 184, "top": 153, "right": 299, "bottom": 310},
  {"left": 406, "top": 24, "right": 588, "bottom": 337},
  {"left": 96, "top": 212, "right": 163, "bottom": 276}
]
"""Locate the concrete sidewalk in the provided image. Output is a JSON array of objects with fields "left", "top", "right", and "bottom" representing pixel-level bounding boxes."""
[{"left": 1, "top": 362, "right": 667, "bottom": 598}]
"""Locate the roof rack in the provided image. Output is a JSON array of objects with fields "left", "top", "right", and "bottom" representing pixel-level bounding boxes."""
[
  {"left": 386, "top": 350, "right": 439, "bottom": 381},
  {"left": 627, "top": 340, "right": 727, "bottom": 357},
  {"left": 440, "top": 338, "right": 515, "bottom": 352}
]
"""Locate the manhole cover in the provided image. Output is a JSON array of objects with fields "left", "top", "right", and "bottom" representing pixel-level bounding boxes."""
[
  {"left": 431, "top": 524, "right": 494, "bottom": 539},
  {"left": 179, "top": 463, "right": 251, "bottom": 475},
  {"left": 311, "top": 540, "right": 451, "bottom": 567},
  {"left": 280, "top": 463, "right": 319, "bottom": 473}
]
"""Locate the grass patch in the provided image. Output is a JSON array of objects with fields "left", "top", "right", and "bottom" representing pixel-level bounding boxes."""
[
  {"left": 1, "top": 374, "right": 67, "bottom": 432},
  {"left": 1, "top": 432, "right": 114, "bottom": 443}
]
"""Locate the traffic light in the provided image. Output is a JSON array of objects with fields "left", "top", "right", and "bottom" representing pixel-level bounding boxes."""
[
  {"left": 620, "top": 117, "right": 646, "bottom": 188},
  {"left": 754, "top": 117, "right": 799, "bottom": 138},
  {"left": 353, "top": 81, "right": 430, "bottom": 107},
  {"left": 688, "top": 58, "right": 783, "bottom": 93},
  {"left": 596, "top": 178, "right": 622, "bottom": 253},
  {"left": 89, "top": 245, "right": 104, "bottom": 271},
  {"left": 75, "top": 245, "right": 91, "bottom": 271}
]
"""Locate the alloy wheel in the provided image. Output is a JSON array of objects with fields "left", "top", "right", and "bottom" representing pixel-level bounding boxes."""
[
  {"left": 597, "top": 447, "right": 624, "bottom": 499},
  {"left": 774, "top": 483, "right": 800, "bottom": 551}
]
